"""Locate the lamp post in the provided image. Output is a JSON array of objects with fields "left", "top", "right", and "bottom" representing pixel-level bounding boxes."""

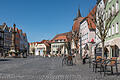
[
  {"left": 79, "top": 33, "right": 82, "bottom": 59},
  {"left": 88, "top": 39, "right": 95, "bottom": 68}
]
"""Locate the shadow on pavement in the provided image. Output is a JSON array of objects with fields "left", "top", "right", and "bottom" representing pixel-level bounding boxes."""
[{"left": 0, "top": 59, "right": 11, "bottom": 61}]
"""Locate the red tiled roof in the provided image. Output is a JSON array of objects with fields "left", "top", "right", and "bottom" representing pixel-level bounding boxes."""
[
  {"left": 23, "top": 33, "right": 26, "bottom": 36},
  {"left": 52, "top": 32, "right": 72, "bottom": 42},
  {"left": 37, "top": 40, "right": 50, "bottom": 47},
  {"left": 18, "top": 29, "right": 22, "bottom": 34},
  {"left": 86, "top": 18, "right": 96, "bottom": 29},
  {"left": 15, "top": 28, "right": 18, "bottom": 31},
  {"left": 87, "top": 5, "right": 97, "bottom": 29},
  {"left": 44, "top": 42, "right": 50, "bottom": 47},
  {"left": 72, "top": 17, "right": 85, "bottom": 31},
  {"left": 87, "top": 5, "right": 97, "bottom": 20},
  {"left": 47, "top": 40, "right": 52, "bottom": 44}
]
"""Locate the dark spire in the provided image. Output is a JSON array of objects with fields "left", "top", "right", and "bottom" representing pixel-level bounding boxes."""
[
  {"left": 77, "top": 8, "right": 81, "bottom": 18},
  {"left": 73, "top": 8, "right": 82, "bottom": 21}
]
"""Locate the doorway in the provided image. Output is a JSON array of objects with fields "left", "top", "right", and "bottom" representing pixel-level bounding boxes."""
[{"left": 111, "top": 45, "right": 119, "bottom": 57}]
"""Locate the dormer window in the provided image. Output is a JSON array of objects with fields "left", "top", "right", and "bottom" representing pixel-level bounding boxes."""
[
  {"left": 108, "top": 8, "right": 111, "bottom": 18},
  {"left": 116, "top": 22, "right": 119, "bottom": 33},
  {"left": 106, "top": 11, "right": 108, "bottom": 19},
  {"left": 116, "top": 0, "right": 119, "bottom": 13},
  {"left": 108, "top": 27, "right": 111, "bottom": 37},
  {"left": 112, "top": 24, "right": 115, "bottom": 35},
  {"left": 112, "top": 5, "right": 115, "bottom": 15}
]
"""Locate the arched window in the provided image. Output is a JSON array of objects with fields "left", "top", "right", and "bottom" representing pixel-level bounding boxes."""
[
  {"left": 112, "top": 24, "right": 114, "bottom": 35},
  {"left": 108, "top": 8, "right": 111, "bottom": 18},
  {"left": 116, "top": 0, "right": 119, "bottom": 13},
  {"left": 108, "top": 27, "right": 111, "bottom": 36},
  {"left": 116, "top": 22, "right": 119, "bottom": 33},
  {"left": 112, "top": 5, "right": 115, "bottom": 15},
  {"left": 106, "top": 11, "right": 108, "bottom": 19}
]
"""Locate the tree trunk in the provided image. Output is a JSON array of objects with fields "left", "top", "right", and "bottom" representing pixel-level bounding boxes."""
[{"left": 102, "top": 41, "right": 105, "bottom": 58}]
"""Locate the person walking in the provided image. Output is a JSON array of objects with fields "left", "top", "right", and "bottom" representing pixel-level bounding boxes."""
[
  {"left": 104, "top": 48, "right": 108, "bottom": 59},
  {"left": 82, "top": 50, "right": 88, "bottom": 64}
]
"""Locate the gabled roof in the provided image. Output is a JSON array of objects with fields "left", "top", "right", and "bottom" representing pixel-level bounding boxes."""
[
  {"left": 86, "top": 5, "right": 97, "bottom": 29},
  {"left": 52, "top": 32, "right": 72, "bottom": 42},
  {"left": 18, "top": 29, "right": 22, "bottom": 34},
  {"left": 86, "top": 18, "right": 96, "bottom": 29},
  {"left": 23, "top": 33, "right": 26, "bottom": 37},
  {"left": 87, "top": 5, "right": 97, "bottom": 20},
  {"left": 72, "top": 17, "right": 85, "bottom": 32},
  {"left": 72, "top": 8, "right": 85, "bottom": 32},
  {"left": 36, "top": 40, "right": 50, "bottom": 47}
]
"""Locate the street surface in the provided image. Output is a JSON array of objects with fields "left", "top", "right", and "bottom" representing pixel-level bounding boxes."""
[{"left": 0, "top": 56, "right": 120, "bottom": 80}]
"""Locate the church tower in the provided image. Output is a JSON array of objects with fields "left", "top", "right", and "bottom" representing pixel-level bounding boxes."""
[{"left": 74, "top": 8, "right": 82, "bottom": 21}]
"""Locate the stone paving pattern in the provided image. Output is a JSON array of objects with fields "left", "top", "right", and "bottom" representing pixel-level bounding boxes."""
[{"left": 0, "top": 56, "right": 120, "bottom": 80}]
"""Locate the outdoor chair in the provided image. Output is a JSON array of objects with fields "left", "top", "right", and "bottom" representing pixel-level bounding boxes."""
[
  {"left": 92, "top": 56, "right": 102, "bottom": 72},
  {"left": 100, "top": 57, "right": 118, "bottom": 76}
]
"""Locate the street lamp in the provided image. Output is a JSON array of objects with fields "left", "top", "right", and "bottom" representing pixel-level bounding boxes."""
[
  {"left": 79, "top": 33, "right": 82, "bottom": 59},
  {"left": 88, "top": 38, "right": 95, "bottom": 68}
]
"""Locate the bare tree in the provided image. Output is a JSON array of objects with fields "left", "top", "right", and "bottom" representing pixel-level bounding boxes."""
[{"left": 87, "top": 0, "right": 118, "bottom": 58}]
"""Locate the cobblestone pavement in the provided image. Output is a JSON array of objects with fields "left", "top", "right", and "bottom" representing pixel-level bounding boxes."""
[{"left": 0, "top": 56, "right": 120, "bottom": 80}]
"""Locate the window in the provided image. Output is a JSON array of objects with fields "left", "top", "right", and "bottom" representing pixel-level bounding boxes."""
[
  {"left": 116, "top": 22, "right": 119, "bottom": 33},
  {"left": 108, "top": 28, "right": 111, "bottom": 36},
  {"left": 107, "top": 32, "right": 109, "bottom": 37},
  {"left": 108, "top": 8, "right": 111, "bottom": 18},
  {"left": 87, "top": 33, "right": 88, "bottom": 39},
  {"left": 112, "top": 5, "right": 115, "bottom": 15},
  {"left": 116, "top": 0, "right": 119, "bottom": 13},
  {"left": 112, "top": 25, "right": 114, "bottom": 35},
  {"left": 106, "top": 11, "right": 108, "bottom": 19}
]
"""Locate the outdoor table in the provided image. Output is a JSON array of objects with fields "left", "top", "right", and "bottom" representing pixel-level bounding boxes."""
[{"left": 100, "top": 57, "right": 118, "bottom": 76}]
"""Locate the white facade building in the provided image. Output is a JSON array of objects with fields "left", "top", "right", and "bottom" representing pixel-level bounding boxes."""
[
  {"left": 35, "top": 43, "right": 46, "bottom": 56},
  {"left": 51, "top": 32, "right": 71, "bottom": 56},
  {"left": 51, "top": 42, "right": 68, "bottom": 56},
  {"left": 96, "top": 0, "right": 106, "bottom": 44},
  {"left": 79, "top": 18, "right": 96, "bottom": 57}
]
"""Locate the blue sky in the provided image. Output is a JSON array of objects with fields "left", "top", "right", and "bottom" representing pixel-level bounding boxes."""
[{"left": 0, "top": 0, "right": 96, "bottom": 42}]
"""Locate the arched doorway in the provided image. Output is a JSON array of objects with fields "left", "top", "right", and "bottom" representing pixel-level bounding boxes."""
[
  {"left": 111, "top": 45, "right": 119, "bottom": 57},
  {"left": 39, "top": 51, "right": 40, "bottom": 56}
]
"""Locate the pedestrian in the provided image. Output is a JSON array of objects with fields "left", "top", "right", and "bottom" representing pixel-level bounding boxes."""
[
  {"left": 82, "top": 50, "right": 88, "bottom": 64},
  {"left": 104, "top": 48, "right": 108, "bottom": 59}
]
